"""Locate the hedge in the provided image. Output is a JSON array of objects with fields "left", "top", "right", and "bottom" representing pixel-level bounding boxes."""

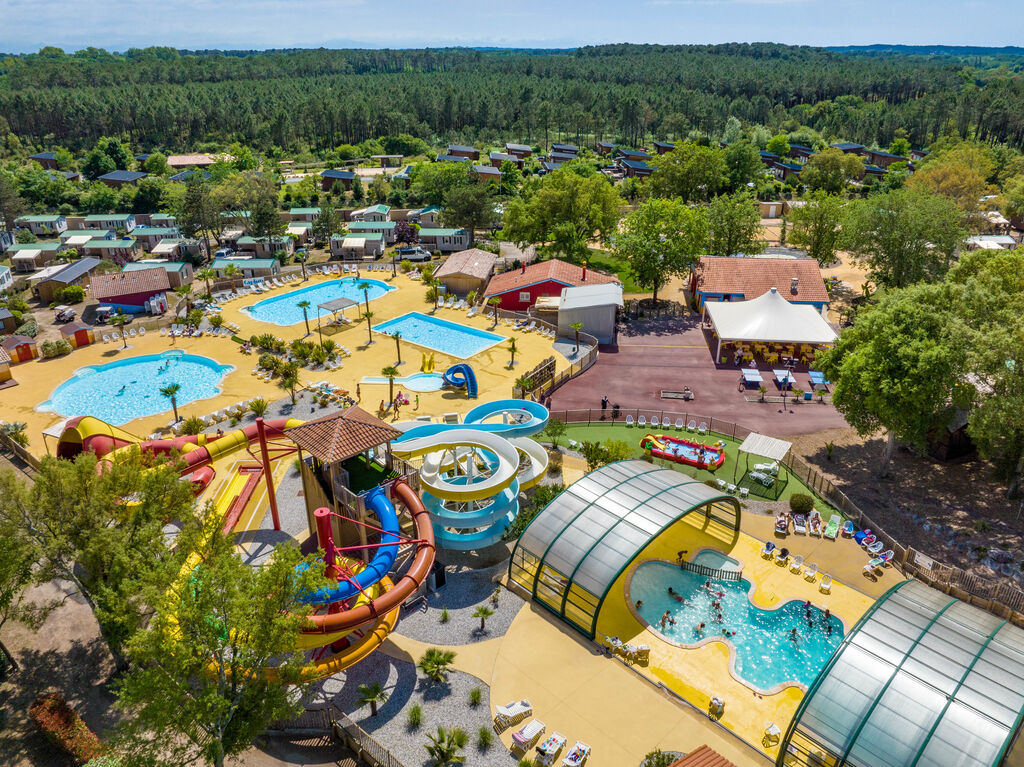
[
  {"left": 40, "top": 339, "right": 73, "bottom": 358},
  {"left": 29, "top": 693, "right": 104, "bottom": 764}
]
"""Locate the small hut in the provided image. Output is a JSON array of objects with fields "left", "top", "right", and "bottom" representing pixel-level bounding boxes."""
[{"left": 59, "top": 321, "right": 96, "bottom": 349}]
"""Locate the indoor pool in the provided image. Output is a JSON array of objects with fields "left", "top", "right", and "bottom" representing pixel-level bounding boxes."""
[
  {"left": 630, "top": 560, "right": 842, "bottom": 690},
  {"left": 374, "top": 312, "right": 506, "bottom": 358},
  {"left": 360, "top": 372, "right": 446, "bottom": 392},
  {"left": 38, "top": 352, "right": 233, "bottom": 425},
  {"left": 242, "top": 277, "right": 394, "bottom": 325}
]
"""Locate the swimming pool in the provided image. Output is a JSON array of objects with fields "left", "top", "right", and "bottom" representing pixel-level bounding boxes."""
[
  {"left": 38, "top": 352, "right": 233, "bottom": 425},
  {"left": 360, "top": 373, "right": 446, "bottom": 392},
  {"left": 629, "top": 560, "right": 842, "bottom": 690},
  {"left": 242, "top": 277, "right": 394, "bottom": 326},
  {"left": 374, "top": 312, "right": 506, "bottom": 358}
]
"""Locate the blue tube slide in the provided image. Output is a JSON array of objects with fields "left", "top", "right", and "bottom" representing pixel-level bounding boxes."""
[
  {"left": 300, "top": 486, "right": 401, "bottom": 605},
  {"left": 442, "top": 363, "right": 478, "bottom": 398}
]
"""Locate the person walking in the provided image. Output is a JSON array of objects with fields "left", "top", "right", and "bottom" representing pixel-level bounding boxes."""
[{"left": 601, "top": 395, "right": 609, "bottom": 416}]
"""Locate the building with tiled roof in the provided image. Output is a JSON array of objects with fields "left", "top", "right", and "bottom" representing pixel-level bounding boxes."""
[
  {"left": 484, "top": 259, "right": 620, "bottom": 311},
  {"left": 90, "top": 267, "right": 170, "bottom": 314},
  {"left": 166, "top": 153, "right": 231, "bottom": 169},
  {"left": 434, "top": 249, "right": 497, "bottom": 296},
  {"left": 691, "top": 256, "right": 830, "bottom": 310},
  {"left": 98, "top": 170, "right": 148, "bottom": 187},
  {"left": 668, "top": 744, "right": 738, "bottom": 767},
  {"left": 285, "top": 407, "right": 402, "bottom": 465}
]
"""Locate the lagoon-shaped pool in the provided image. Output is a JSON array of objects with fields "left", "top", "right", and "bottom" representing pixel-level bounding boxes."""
[
  {"left": 242, "top": 277, "right": 394, "bottom": 326},
  {"left": 38, "top": 352, "right": 233, "bottom": 425}
]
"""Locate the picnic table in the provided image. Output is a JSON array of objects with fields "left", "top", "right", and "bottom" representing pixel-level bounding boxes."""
[
  {"left": 809, "top": 370, "right": 830, "bottom": 386},
  {"left": 741, "top": 369, "right": 763, "bottom": 386},
  {"left": 772, "top": 369, "right": 794, "bottom": 387}
]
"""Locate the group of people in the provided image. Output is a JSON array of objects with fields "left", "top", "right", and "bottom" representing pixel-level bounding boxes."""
[
  {"left": 790, "top": 601, "right": 833, "bottom": 644},
  {"left": 377, "top": 392, "right": 416, "bottom": 420}
]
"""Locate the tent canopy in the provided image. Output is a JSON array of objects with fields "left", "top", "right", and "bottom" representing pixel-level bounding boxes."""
[
  {"left": 737, "top": 432, "right": 791, "bottom": 462},
  {"left": 705, "top": 287, "right": 838, "bottom": 345},
  {"left": 318, "top": 297, "right": 358, "bottom": 314}
]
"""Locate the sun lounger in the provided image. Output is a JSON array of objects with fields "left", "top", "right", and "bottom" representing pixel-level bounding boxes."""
[
  {"left": 841, "top": 520, "right": 855, "bottom": 537},
  {"left": 819, "top": 574, "right": 832, "bottom": 593},
  {"left": 789, "top": 554, "right": 804, "bottom": 573},
  {"left": 864, "top": 557, "right": 885, "bottom": 573},
  {"left": 879, "top": 550, "right": 895, "bottom": 565},
  {"left": 753, "top": 460, "right": 779, "bottom": 475},
  {"left": 762, "top": 541, "right": 776, "bottom": 558},
  {"left": 139, "top": 327, "right": 146, "bottom": 336},
  {"left": 625, "top": 415, "right": 634, "bottom": 426},
  {"left": 749, "top": 471, "right": 775, "bottom": 487},
  {"left": 698, "top": 421, "right": 708, "bottom": 435},
  {"left": 738, "top": 487, "right": 749, "bottom": 499},
  {"left": 536, "top": 732, "right": 567, "bottom": 764},
  {"left": 804, "top": 563, "right": 818, "bottom": 581},
  {"left": 774, "top": 548, "right": 789, "bottom": 565},
  {"left": 562, "top": 741, "right": 591, "bottom": 767},
  {"left": 511, "top": 719, "right": 545, "bottom": 751},
  {"left": 651, "top": 416, "right": 659, "bottom": 427},
  {"left": 866, "top": 540, "right": 884, "bottom": 554},
  {"left": 775, "top": 514, "right": 789, "bottom": 534},
  {"left": 808, "top": 510, "right": 823, "bottom": 535},
  {"left": 793, "top": 514, "right": 807, "bottom": 534},
  {"left": 494, "top": 700, "right": 532, "bottom": 730},
  {"left": 823, "top": 514, "right": 841, "bottom": 540}
]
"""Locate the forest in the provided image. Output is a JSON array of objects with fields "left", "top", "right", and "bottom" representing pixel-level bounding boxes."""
[{"left": 3, "top": 43, "right": 1024, "bottom": 153}]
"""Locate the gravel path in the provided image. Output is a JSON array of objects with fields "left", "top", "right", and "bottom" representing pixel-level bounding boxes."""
[
  {"left": 311, "top": 652, "right": 518, "bottom": 767},
  {"left": 396, "top": 562, "right": 524, "bottom": 645}
]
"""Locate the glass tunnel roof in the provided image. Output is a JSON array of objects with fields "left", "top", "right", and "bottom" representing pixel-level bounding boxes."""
[
  {"left": 510, "top": 460, "right": 740, "bottom": 637},
  {"left": 780, "top": 579, "right": 1024, "bottom": 767}
]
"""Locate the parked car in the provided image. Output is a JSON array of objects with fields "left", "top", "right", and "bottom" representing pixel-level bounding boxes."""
[
  {"left": 394, "top": 245, "right": 431, "bottom": 262},
  {"left": 214, "top": 248, "right": 234, "bottom": 258}
]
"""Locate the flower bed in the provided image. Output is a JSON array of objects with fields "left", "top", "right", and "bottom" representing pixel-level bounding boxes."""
[{"left": 29, "top": 693, "right": 103, "bottom": 764}]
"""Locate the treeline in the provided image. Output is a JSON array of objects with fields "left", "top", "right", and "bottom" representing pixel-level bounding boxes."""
[{"left": 4, "top": 43, "right": 1024, "bottom": 153}]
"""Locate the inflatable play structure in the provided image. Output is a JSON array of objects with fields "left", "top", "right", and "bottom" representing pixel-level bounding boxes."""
[
  {"left": 640, "top": 433, "right": 726, "bottom": 470},
  {"left": 390, "top": 399, "right": 549, "bottom": 550},
  {"left": 55, "top": 415, "right": 435, "bottom": 680},
  {"left": 442, "top": 363, "right": 478, "bottom": 398}
]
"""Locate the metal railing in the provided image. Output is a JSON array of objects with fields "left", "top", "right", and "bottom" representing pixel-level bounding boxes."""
[
  {"left": 266, "top": 705, "right": 409, "bottom": 767},
  {"left": 682, "top": 560, "right": 743, "bottom": 582},
  {"left": 547, "top": 406, "right": 1024, "bottom": 626}
]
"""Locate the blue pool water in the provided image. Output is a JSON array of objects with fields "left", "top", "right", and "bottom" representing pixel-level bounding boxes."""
[
  {"left": 360, "top": 373, "right": 446, "bottom": 392},
  {"left": 242, "top": 278, "right": 394, "bottom": 326},
  {"left": 374, "top": 312, "right": 506, "bottom": 358},
  {"left": 630, "top": 560, "right": 842, "bottom": 690},
  {"left": 38, "top": 352, "right": 232, "bottom": 425}
]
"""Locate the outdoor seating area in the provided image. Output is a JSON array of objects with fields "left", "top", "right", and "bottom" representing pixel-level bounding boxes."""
[{"left": 497, "top": 702, "right": 591, "bottom": 766}]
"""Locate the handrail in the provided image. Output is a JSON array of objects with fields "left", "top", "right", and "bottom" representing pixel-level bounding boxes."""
[{"left": 682, "top": 560, "right": 742, "bottom": 582}]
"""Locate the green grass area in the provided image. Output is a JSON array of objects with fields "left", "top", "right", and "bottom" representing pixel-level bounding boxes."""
[
  {"left": 341, "top": 454, "right": 397, "bottom": 494},
  {"left": 556, "top": 421, "right": 840, "bottom": 515},
  {"left": 584, "top": 249, "right": 643, "bottom": 293}
]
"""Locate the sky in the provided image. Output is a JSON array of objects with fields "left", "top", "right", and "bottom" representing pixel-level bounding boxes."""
[{"left": 1, "top": 0, "right": 1022, "bottom": 54}]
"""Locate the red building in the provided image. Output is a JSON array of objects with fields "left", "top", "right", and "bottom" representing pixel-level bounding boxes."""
[
  {"left": 483, "top": 259, "right": 620, "bottom": 311},
  {"left": 90, "top": 268, "right": 170, "bottom": 314}
]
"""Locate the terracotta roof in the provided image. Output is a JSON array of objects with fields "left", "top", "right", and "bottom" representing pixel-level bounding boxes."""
[
  {"left": 694, "top": 256, "right": 829, "bottom": 304},
  {"left": 285, "top": 406, "right": 402, "bottom": 463},
  {"left": 484, "top": 259, "right": 619, "bottom": 298},
  {"left": 1, "top": 335, "right": 36, "bottom": 350},
  {"left": 435, "top": 249, "right": 497, "bottom": 282},
  {"left": 669, "top": 745, "right": 739, "bottom": 767},
  {"left": 59, "top": 321, "right": 92, "bottom": 336},
  {"left": 0, "top": 346, "right": 10, "bottom": 364},
  {"left": 90, "top": 267, "right": 170, "bottom": 299},
  {"left": 166, "top": 153, "right": 230, "bottom": 168}
]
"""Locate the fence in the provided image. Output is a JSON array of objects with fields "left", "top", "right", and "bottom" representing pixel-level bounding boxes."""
[
  {"left": 547, "top": 406, "right": 1024, "bottom": 626},
  {"left": 682, "top": 560, "right": 743, "bottom": 582},
  {"left": 0, "top": 431, "right": 41, "bottom": 471},
  {"left": 266, "top": 705, "right": 409, "bottom": 767}
]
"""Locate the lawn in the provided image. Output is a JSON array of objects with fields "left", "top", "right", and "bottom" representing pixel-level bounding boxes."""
[
  {"left": 584, "top": 249, "right": 643, "bottom": 293},
  {"left": 554, "top": 421, "right": 841, "bottom": 515}
]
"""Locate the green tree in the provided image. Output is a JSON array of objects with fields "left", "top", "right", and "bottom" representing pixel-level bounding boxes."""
[
  {"left": 424, "top": 726, "right": 466, "bottom": 767},
  {"left": 488, "top": 296, "right": 501, "bottom": 325},
  {"left": 410, "top": 162, "right": 471, "bottom": 206},
  {"left": 159, "top": 383, "right": 182, "bottom": 422},
  {"left": 351, "top": 175, "right": 364, "bottom": 202},
  {"left": 787, "top": 192, "right": 846, "bottom": 266},
  {"left": 723, "top": 141, "right": 764, "bottom": 192},
  {"left": 816, "top": 283, "right": 963, "bottom": 477},
  {"left": 0, "top": 515, "right": 40, "bottom": 671},
  {"left": 143, "top": 152, "right": 170, "bottom": 176},
  {"left": 570, "top": 321, "right": 584, "bottom": 353},
  {"left": 0, "top": 449, "right": 201, "bottom": 668},
  {"left": 647, "top": 141, "right": 727, "bottom": 202},
  {"left": 472, "top": 606, "right": 494, "bottom": 631},
  {"left": 223, "top": 263, "right": 241, "bottom": 292},
  {"left": 441, "top": 183, "right": 497, "bottom": 247},
  {"left": 381, "top": 365, "right": 399, "bottom": 404},
  {"left": 175, "top": 283, "right": 194, "bottom": 313},
  {"left": 0, "top": 171, "right": 26, "bottom": 238},
  {"left": 707, "top": 192, "right": 764, "bottom": 257},
  {"left": 417, "top": 648, "right": 457, "bottom": 683},
  {"left": 543, "top": 417, "right": 567, "bottom": 448},
  {"left": 82, "top": 148, "right": 116, "bottom": 180},
  {"left": 297, "top": 300, "right": 312, "bottom": 336},
  {"left": 250, "top": 183, "right": 285, "bottom": 246},
  {"left": 228, "top": 142, "right": 257, "bottom": 171},
  {"left": 196, "top": 267, "right": 216, "bottom": 298},
  {"left": 277, "top": 364, "right": 301, "bottom": 404},
  {"left": 177, "top": 172, "right": 219, "bottom": 258},
  {"left": 842, "top": 188, "right": 966, "bottom": 289},
  {"left": 507, "top": 337, "right": 518, "bottom": 368},
  {"left": 392, "top": 331, "right": 403, "bottom": 364},
  {"left": 499, "top": 159, "right": 522, "bottom": 196},
  {"left": 309, "top": 202, "right": 339, "bottom": 246},
  {"left": 112, "top": 528, "right": 323, "bottom": 767},
  {"left": 615, "top": 197, "right": 709, "bottom": 305},
  {"left": 889, "top": 137, "right": 912, "bottom": 157},
  {"left": 502, "top": 168, "right": 621, "bottom": 261},
  {"left": 357, "top": 682, "right": 389, "bottom": 717},
  {"left": 765, "top": 134, "right": 791, "bottom": 157},
  {"left": 109, "top": 313, "right": 131, "bottom": 348},
  {"left": 906, "top": 143, "right": 997, "bottom": 225},
  {"left": 801, "top": 148, "right": 863, "bottom": 194}
]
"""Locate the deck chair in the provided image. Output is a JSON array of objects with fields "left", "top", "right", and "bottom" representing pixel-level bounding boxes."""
[
  {"left": 674, "top": 418, "right": 684, "bottom": 430},
  {"left": 625, "top": 415, "right": 634, "bottom": 426},
  {"left": 138, "top": 327, "right": 146, "bottom": 335},
  {"left": 789, "top": 554, "right": 804, "bottom": 573},
  {"left": 511, "top": 719, "right": 545, "bottom": 752},
  {"left": 716, "top": 478, "right": 727, "bottom": 490},
  {"left": 819, "top": 574, "right": 832, "bottom": 594},
  {"left": 804, "top": 563, "right": 818, "bottom": 581},
  {"left": 698, "top": 421, "right": 708, "bottom": 435},
  {"left": 687, "top": 420, "right": 697, "bottom": 431},
  {"left": 650, "top": 416, "right": 659, "bottom": 427},
  {"left": 637, "top": 415, "right": 647, "bottom": 427},
  {"left": 494, "top": 700, "right": 532, "bottom": 731},
  {"left": 159, "top": 328, "right": 166, "bottom": 336}
]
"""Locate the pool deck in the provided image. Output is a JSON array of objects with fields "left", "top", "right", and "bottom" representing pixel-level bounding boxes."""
[{"left": 2, "top": 271, "right": 564, "bottom": 455}]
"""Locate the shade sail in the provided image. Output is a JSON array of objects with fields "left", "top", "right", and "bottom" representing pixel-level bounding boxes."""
[
  {"left": 737, "top": 433, "right": 791, "bottom": 462},
  {"left": 705, "top": 287, "right": 838, "bottom": 345},
  {"left": 318, "top": 297, "right": 358, "bottom": 313}
]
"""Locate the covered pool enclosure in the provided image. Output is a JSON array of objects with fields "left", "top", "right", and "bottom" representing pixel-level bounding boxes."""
[
  {"left": 508, "top": 460, "right": 740, "bottom": 639},
  {"left": 778, "top": 579, "right": 1024, "bottom": 767}
]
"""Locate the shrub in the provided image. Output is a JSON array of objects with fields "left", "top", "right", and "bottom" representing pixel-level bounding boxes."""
[
  {"left": 439, "top": 607, "right": 450, "bottom": 624},
  {"left": 179, "top": 416, "right": 205, "bottom": 435},
  {"left": 248, "top": 397, "right": 269, "bottom": 417},
  {"left": 425, "top": 286, "right": 439, "bottom": 304},
  {"left": 399, "top": 259, "right": 413, "bottom": 273},
  {"left": 258, "top": 353, "right": 279, "bottom": 372},
  {"left": 15, "top": 319, "right": 38, "bottom": 337},
  {"left": 407, "top": 703, "right": 422, "bottom": 730},
  {"left": 29, "top": 693, "right": 104, "bottom": 764},
  {"left": 477, "top": 726, "right": 493, "bottom": 751},
  {"left": 0, "top": 422, "right": 29, "bottom": 447},
  {"left": 56, "top": 285, "right": 86, "bottom": 304},
  {"left": 40, "top": 339, "right": 73, "bottom": 358},
  {"left": 468, "top": 687, "right": 482, "bottom": 707},
  {"left": 789, "top": 494, "right": 814, "bottom": 514},
  {"left": 973, "top": 519, "right": 991, "bottom": 534}
]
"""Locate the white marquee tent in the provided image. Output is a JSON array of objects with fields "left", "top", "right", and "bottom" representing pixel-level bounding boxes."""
[{"left": 704, "top": 287, "right": 838, "bottom": 360}]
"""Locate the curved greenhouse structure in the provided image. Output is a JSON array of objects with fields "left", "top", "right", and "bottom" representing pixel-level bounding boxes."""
[{"left": 508, "top": 460, "right": 740, "bottom": 638}]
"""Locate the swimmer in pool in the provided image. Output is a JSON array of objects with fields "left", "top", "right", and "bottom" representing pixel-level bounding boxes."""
[
  {"left": 790, "top": 628, "right": 800, "bottom": 644},
  {"left": 826, "top": 623, "right": 833, "bottom": 636},
  {"left": 660, "top": 611, "right": 670, "bottom": 630},
  {"left": 635, "top": 600, "right": 643, "bottom": 610},
  {"left": 118, "top": 385, "right": 126, "bottom": 394}
]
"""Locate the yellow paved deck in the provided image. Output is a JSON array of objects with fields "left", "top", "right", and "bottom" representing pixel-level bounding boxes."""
[{"left": 3, "top": 271, "right": 563, "bottom": 454}]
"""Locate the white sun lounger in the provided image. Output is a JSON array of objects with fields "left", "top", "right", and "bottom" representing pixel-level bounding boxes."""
[
  {"left": 562, "top": 741, "right": 591, "bottom": 767},
  {"left": 625, "top": 415, "right": 634, "bottom": 426},
  {"left": 494, "top": 699, "right": 532, "bottom": 730},
  {"left": 511, "top": 719, "right": 545, "bottom": 751},
  {"left": 819, "top": 574, "right": 832, "bottom": 593},
  {"left": 804, "top": 563, "right": 818, "bottom": 581}
]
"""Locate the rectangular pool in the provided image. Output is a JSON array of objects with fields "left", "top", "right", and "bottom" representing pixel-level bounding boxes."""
[{"left": 374, "top": 312, "right": 506, "bottom": 358}]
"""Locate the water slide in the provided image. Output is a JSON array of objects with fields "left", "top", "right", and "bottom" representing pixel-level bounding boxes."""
[
  {"left": 390, "top": 399, "right": 549, "bottom": 550},
  {"left": 442, "top": 363, "right": 478, "bottom": 398}
]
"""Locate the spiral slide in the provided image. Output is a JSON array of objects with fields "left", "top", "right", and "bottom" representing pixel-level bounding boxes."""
[
  {"left": 442, "top": 363, "right": 478, "bottom": 398},
  {"left": 55, "top": 416, "right": 436, "bottom": 680},
  {"left": 390, "top": 399, "right": 549, "bottom": 550}
]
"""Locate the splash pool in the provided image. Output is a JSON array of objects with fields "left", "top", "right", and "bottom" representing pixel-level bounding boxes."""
[
  {"left": 38, "top": 352, "right": 233, "bottom": 425},
  {"left": 630, "top": 559, "right": 842, "bottom": 690},
  {"left": 242, "top": 277, "right": 394, "bottom": 326},
  {"left": 374, "top": 312, "right": 505, "bottom": 358},
  {"left": 360, "top": 372, "right": 446, "bottom": 392}
]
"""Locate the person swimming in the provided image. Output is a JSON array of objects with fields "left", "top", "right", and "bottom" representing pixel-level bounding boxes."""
[
  {"left": 117, "top": 385, "right": 126, "bottom": 394},
  {"left": 790, "top": 628, "right": 800, "bottom": 644},
  {"left": 660, "top": 611, "right": 670, "bottom": 630},
  {"left": 826, "top": 623, "right": 833, "bottom": 636},
  {"left": 635, "top": 600, "right": 643, "bottom": 609}
]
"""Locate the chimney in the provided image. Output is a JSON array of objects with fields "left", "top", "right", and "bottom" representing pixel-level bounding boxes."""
[
  {"left": 791, "top": 277, "right": 799, "bottom": 293},
  {"left": 521, "top": 262, "right": 526, "bottom": 274},
  {"left": 581, "top": 260, "right": 588, "bottom": 282}
]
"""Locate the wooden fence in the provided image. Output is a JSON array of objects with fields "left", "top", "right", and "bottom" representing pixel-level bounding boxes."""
[
  {"left": 0, "top": 432, "right": 41, "bottom": 471},
  {"left": 548, "top": 406, "right": 1024, "bottom": 626},
  {"left": 266, "top": 704, "right": 409, "bottom": 767}
]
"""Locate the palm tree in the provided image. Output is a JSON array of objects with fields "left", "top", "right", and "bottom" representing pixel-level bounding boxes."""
[
  {"left": 472, "top": 606, "right": 494, "bottom": 631},
  {"left": 196, "top": 267, "right": 216, "bottom": 298},
  {"left": 381, "top": 365, "right": 400, "bottom": 404},
  {"left": 357, "top": 281, "right": 372, "bottom": 314},
  {"left": 175, "top": 284, "right": 194, "bottom": 313},
  {"left": 298, "top": 250, "right": 308, "bottom": 280},
  {"left": 278, "top": 366, "right": 300, "bottom": 404},
  {"left": 393, "top": 331, "right": 402, "bottom": 365},
  {"left": 487, "top": 297, "right": 501, "bottom": 325},
  {"left": 363, "top": 310, "right": 374, "bottom": 345},
  {"left": 160, "top": 383, "right": 182, "bottom": 422},
  {"left": 417, "top": 648, "right": 456, "bottom": 683},
  {"left": 507, "top": 338, "right": 518, "bottom": 368},
  {"left": 110, "top": 313, "right": 130, "bottom": 349},
  {"left": 208, "top": 314, "right": 224, "bottom": 330},
  {"left": 570, "top": 321, "right": 584, "bottom": 353},
  {"left": 223, "top": 264, "right": 241, "bottom": 293},
  {"left": 357, "top": 683, "right": 389, "bottom": 717},
  {"left": 424, "top": 726, "right": 466, "bottom": 767},
  {"left": 320, "top": 339, "right": 337, "bottom": 359},
  {"left": 297, "top": 299, "right": 312, "bottom": 336},
  {"left": 248, "top": 397, "right": 269, "bottom": 417},
  {"left": 423, "top": 274, "right": 440, "bottom": 309},
  {"left": 514, "top": 375, "right": 533, "bottom": 398}
]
